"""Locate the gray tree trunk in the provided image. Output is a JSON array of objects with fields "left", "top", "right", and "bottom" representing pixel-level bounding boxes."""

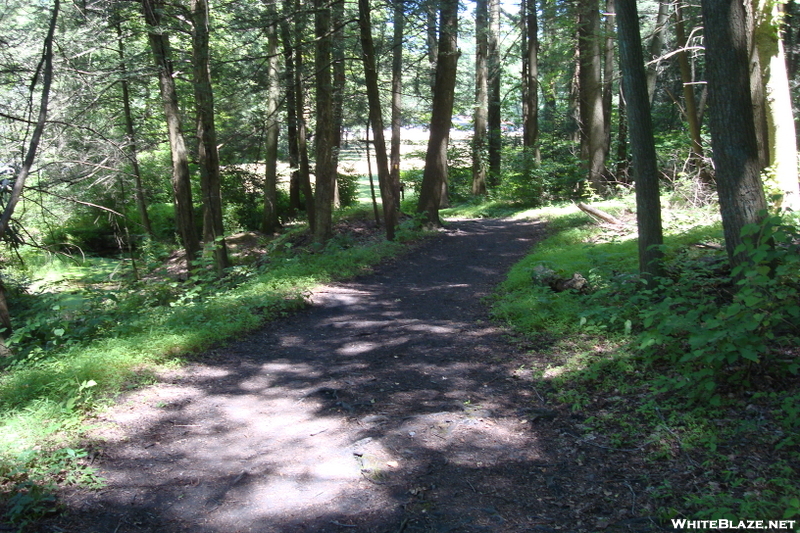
[
  {"left": 701, "top": 0, "right": 768, "bottom": 267},
  {"left": 358, "top": 0, "right": 399, "bottom": 239},
  {"left": 143, "top": 0, "right": 200, "bottom": 273},
  {"left": 192, "top": 0, "right": 229, "bottom": 275},
  {"left": 616, "top": 0, "right": 665, "bottom": 279}
]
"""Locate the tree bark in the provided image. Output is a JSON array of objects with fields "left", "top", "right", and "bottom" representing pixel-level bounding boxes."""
[
  {"left": 262, "top": 0, "right": 281, "bottom": 234},
  {"left": 417, "top": 0, "right": 460, "bottom": 226},
  {"left": 616, "top": 0, "right": 665, "bottom": 279},
  {"left": 313, "top": 0, "right": 335, "bottom": 243},
  {"left": 701, "top": 0, "right": 768, "bottom": 267},
  {"left": 602, "top": 0, "right": 615, "bottom": 159},
  {"left": 674, "top": 2, "right": 705, "bottom": 164},
  {"left": 143, "top": 0, "right": 200, "bottom": 273},
  {"left": 192, "top": 0, "right": 229, "bottom": 275},
  {"left": 645, "top": 0, "right": 670, "bottom": 103},
  {"left": 578, "top": 0, "right": 607, "bottom": 193},
  {"left": 358, "top": 0, "right": 398, "bottom": 240},
  {"left": 522, "top": 0, "right": 540, "bottom": 156},
  {"left": 473, "top": 0, "right": 489, "bottom": 195},
  {"left": 754, "top": 0, "right": 800, "bottom": 210},
  {"left": 294, "top": 0, "right": 314, "bottom": 228},
  {"left": 280, "top": 6, "right": 301, "bottom": 218},
  {"left": 116, "top": 21, "right": 153, "bottom": 238},
  {"left": 487, "top": 0, "right": 502, "bottom": 186},
  {"left": 331, "top": 0, "right": 346, "bottom": 207},
  {"left": 389, "top": 0, "right": 404, "bottom": 207}
]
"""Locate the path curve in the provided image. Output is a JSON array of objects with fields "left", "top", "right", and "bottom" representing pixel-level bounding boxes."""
[{"left": 49, "top": 218, "right": 655, "bottom": 533}]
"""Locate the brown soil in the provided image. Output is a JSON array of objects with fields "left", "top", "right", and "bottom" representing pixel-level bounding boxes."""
[{"left": 38, "top": 218, "right": 664, "bottom": 533}]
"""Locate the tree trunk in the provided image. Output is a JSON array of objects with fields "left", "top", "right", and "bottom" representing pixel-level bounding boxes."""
[
  {"left": 0, "top": 0, "right": 59, "bottom": 341},
  {"left": 522, "top": 0, "right": 540, "bottom": 156},
  {"left": 701, "top": 0, "right": 768, "bottom": 267},
  {"left": 417, "top": 0, "right": 460, "bottom": 226},
  {"left": 313, "top": 0, "right": 335, "bottom": 244},
  {"left": 616, "top": 0, "right": 665, "bottom": 279},
  {"left": 294, "top": 0, "right": 314, "bottom": 228},
  {"left": 331, "top": 0, "right": 346, "bottom": 207},
  {"left": 358, "top": 0, "right": 399, "bottom": 240},
  {"left": 602, "top": 0, "right": 615, "bottom": 159},
  {"left": 674, "top": 2, "right": 705, "bottom": 164},
  {"left": 192, "top": 0, "right": 229, "bottom": 275},
  {"left": 280, "top": 6, "right": 301, "bottom": 218},
  {"left": 746, "top": 0, "right": 770, "bottom": 169},
  {"left": 143, "top": 0, "right": 200, "bottom": 274},
  {"left": 645, "top": 0, "right": 670, "bottom": 103},
  {"left": 427, "top": 0, "right": 438, "bottom": 94},
  {"left": 262, "top": 0, "right": 281, "bottom": 234},
  {"left": 473, "top": 0, "right": 489, "bottom": 195},
  {"left": 487, "top": 0, "right": 502, "bottom": 186},
  {"left": 116, "top": 21, "right": 153, "bottom": 238},
  {"left": 755, "top": 0, "right": 800, "bottom": 210},
  {"left": 578, "top": 0, "right": 606, "bottom": 193},
  {"left": 390, "top": 0, "right": 404, "bottom": 207}
]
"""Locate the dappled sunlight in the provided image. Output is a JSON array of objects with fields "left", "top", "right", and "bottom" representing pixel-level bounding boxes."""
[{"left": 57, "top": 219, "right": 557, "bottom": 532}]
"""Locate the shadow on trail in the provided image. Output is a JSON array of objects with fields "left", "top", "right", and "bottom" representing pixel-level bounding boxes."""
[{"left": 51, "top": 219, "right": 658, "bottom": 533}]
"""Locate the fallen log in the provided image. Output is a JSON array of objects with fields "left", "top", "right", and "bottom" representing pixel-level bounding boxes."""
[{"left": 576, "top": 202, "right": 623, "bottom": 225}]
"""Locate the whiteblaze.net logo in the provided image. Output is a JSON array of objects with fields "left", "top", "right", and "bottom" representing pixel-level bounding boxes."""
[{"left": 671, "top": 519, "right": 797, "bottom": 530}]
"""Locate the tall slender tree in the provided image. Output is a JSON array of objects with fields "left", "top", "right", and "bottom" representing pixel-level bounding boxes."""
[
  {"left": 115, "top": 20, "right": 153, "bottom": 238},
  {"left": 313, "top": 0, "right": 335, "bottom": 243},
  {"left": 358, "top": 0, "right": 398, "bottom": 239},
  {"left": 473, "top": 0, "right": 489, "bottom": 195},
  {"left": 616, "top": 0, "right": 665, "bottom": 279},
  {"left": 417, "top": 0, "right": 460, "bottom": 226},
  {"left": 143, "top": 0, "right": 200, "bottom": 273},
  {"left": 578, "top": 0, "right": 606, "bottom": 193},
  {"left": 487, "top": 0, "right": 502, "bottom": 186},
  {"left": 192, "top": 0, "right": 229, "bottom": 274},
  {"left": 389, "top": 0, "right": 405, "bottom": 207},
  {"left": 262, "top": 0, "right": 281, "bottom": 234},
  {"left": 754, "top": 0, "right": 800, "bottom": 210}
]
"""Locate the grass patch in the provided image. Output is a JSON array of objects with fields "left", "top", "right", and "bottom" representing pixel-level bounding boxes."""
[
  {"left": 0, "top": 207, "right": 427, "bottom": 526},
  {"left": 492, "top": 199, "right": 800, "bottom": 525}
]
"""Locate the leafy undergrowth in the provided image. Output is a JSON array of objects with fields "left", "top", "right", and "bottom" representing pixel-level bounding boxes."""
[
  {"left": 0, "top": 208, "right": 427, "bottom": 528},
  {"left": 493, "top": 201, "right": 800, "bottom": 527}
]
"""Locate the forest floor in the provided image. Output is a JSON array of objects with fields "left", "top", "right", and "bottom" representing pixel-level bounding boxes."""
[{"left": 37, "top": 217, "right": 665, "bottom": 533}]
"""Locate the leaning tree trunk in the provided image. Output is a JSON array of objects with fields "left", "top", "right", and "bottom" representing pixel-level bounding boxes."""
[
  {"left": 143, "top": 0, "right": 200, "bottom": 273},
  {"left": 0, "top": 0, "right": 60, "bottom": 341},
  {"left": 417, "top": 0, "right": 460, "bottom": 226},
  {"left": 701, "top": 0, "right": 768, "bottom": 268},
  {"left": 645, "top": 0, "right": 670, "bottom": 103},
  {"left": 358, "top": 0, "right": 399, "bottom": 240},
  {"left": 616, "top": 0, "right": 665, "bottom": 279},
  {"left": 192, "top": 0, "right": 229, "bottom": 275}
]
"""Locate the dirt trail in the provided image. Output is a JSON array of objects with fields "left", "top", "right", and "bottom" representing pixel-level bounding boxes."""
[{"left": 47, "top": 218, "right": 658, "bottom": 533}]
